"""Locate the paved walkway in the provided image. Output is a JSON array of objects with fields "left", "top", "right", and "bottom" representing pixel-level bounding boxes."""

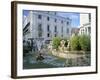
[{"left": 52, "top": 51, "right": 85, "bottom": 59}]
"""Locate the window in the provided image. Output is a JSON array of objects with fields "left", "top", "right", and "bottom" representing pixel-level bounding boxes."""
[
  {"left": 38, "top": 24, "right": 42, "bottom": 31},
  {"left": 47, "top": 33, "right": 50, "bottom": 37},
  {"left": 67, "top": 28, "right": 69, "bottom": 33},
  {"left": 54, "top": 26, "right": 57, "bottom": 32},
  {"left": 61, "top": 26, "right": 63, "bottom": 33},
  {"left": 67, "top": 21, "right": 70, "bottom": 25},
  {"left": 47, "top": 25, "right": 50, "bottom": 31},
  {"left": 38, "top": 23, "right": 42, "bottom": 37},
  {"left": 38, "top": 15, "right": 42, "bottom": 19},
  {"left": 47, "top": 16, "right": 50, "bottom": 21},
  {"left": 61, "top": 20, "right": 63, "bottom": 23},
  {"left": 89, "top": 13, "right": 91, "bottom": 22},
  {"left": 55, "top": 18, "right": 57, "bottom": 22}
]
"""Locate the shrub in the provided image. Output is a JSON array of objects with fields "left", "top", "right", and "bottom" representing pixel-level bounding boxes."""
[
  {"left": 79, "top": 35, "right": 90, "bottom": 51},
  {"left": 70, "top": 35, "right": 81, "bottom": 50},
  {"left": 52, "top": 37, "right": 61, "bottom": 50}
]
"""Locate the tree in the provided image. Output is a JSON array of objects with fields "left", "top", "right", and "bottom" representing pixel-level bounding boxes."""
[
  {"left": 79, "top": 35, "right": 90, "bottom": 51},
  {"left": 70, "top": 35, "right": 81, "bottom": 50},
  {"left": 52, "top": 37, "right": 61, "bottom": 50}
]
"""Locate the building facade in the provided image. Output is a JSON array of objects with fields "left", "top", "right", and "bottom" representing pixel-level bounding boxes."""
[
  {"left": 79, "top": 13, "right": 91, "bottom": 36},
  {"left": 71, "top": 27, "right": 80, "bottom": 36},
  {"left": 23, "top": 11, "right": 72, "bottom": 47}
]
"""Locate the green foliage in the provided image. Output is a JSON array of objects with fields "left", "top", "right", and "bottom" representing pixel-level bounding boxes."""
[
  {"left": 52, "top": 37, "right": 61, "bottom": 50},
  {"left": 51, "top": 35, "right": 90, "bottom": 51},
  {"left": 70, "top": 35, "right": 81, "bottom": 50},
  {"left": 70, "top": 34, "right": 90, "bottom": 51},
  {"left": 79, "top": 35, "right": 90, "bottom": 51}
]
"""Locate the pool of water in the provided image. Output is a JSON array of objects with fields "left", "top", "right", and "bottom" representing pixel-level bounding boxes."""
[{"left": 23, "top": 52, "right": 91, "bottom": 69}]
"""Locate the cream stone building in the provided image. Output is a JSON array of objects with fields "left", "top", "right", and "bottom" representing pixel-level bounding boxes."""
[
  {"left": 23, "top": 11, "right": 72, "bottom": 48},
  {"left": 79, "top": 13, "right": 91, "bottom": 36}
]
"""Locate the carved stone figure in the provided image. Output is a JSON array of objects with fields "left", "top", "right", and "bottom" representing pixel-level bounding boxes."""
[{"left": 59, "top": 40, "right": 65, "bottom": 52}]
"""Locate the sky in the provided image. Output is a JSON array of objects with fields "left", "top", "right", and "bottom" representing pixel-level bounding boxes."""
[
  {"left": 57, "top": 12, "right": 80, "bottom": 27},
  {"left": 23, "top": 10, "right": 80, "bottom": 28}
]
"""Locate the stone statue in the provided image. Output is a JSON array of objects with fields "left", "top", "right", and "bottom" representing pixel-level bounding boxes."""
[
  {"left": 48, "top": 41, "right": 53, "bottom": 51},
  {"left": 66, "top": 40, "right": 70, "bottom": 51},
  {"left": 59, "top": 40, "right": 65, "bottom": 52}
]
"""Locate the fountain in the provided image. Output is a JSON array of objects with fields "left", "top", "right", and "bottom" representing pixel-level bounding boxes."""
[{"left": 59, "top": 40, "right": 66, "bottom": 52}]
